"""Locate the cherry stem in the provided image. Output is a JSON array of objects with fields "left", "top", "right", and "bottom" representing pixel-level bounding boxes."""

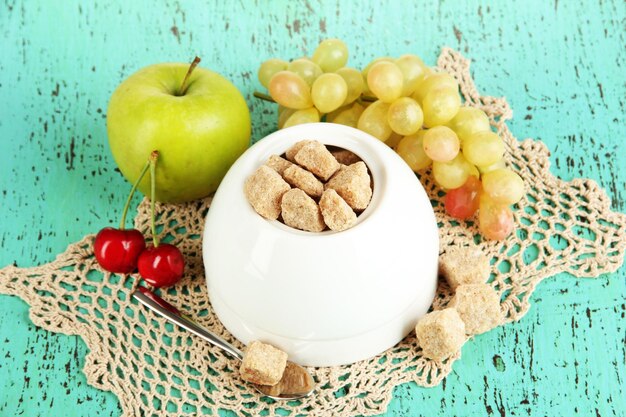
[
  {"left": 119, "top": 159, "right": 151, "bottom": 229},
  {"left": 178, "top": 56, "right": 201, "bottom": 96},
  {"left": 149, "top": 151, "right": 160, "bottom": 247}
]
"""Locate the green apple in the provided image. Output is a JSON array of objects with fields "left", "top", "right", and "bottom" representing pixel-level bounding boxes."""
[{"left": 107, "top": 59, "right": 251, "bottom": 203}]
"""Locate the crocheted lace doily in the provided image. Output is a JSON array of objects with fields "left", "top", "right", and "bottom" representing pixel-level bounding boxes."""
[{"left": 1, "top": 48, "right": 625, "bottom": 417}]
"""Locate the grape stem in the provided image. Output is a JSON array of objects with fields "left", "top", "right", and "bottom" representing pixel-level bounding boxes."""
[
  {"left": 253, "top": 91, "right": 275, "bottom": 102},
  {"left": 149, "top": 151, "right": 160, "bottom": 247},
  {"left": 178, "top": 56, "right": 201, "bottom": 96},
  {"left": 119, "top": 159, "right": 151, "bottom": 229}
]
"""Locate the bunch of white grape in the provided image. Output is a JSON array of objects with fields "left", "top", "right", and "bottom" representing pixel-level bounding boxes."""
[{"left": 257, "top": 39, "right": 524, "bottom": 240}]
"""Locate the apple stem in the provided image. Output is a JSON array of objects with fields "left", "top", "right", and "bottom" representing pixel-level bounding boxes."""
[
  {"left": 178, "top": 56, "right": 201, "bottom": 96},
  {"left": 149, "top": 150, "right": 160, "bottom": 247},
  {"left": 119, "top": 158, "right": 152, "bottom": 229},
  {"left": 253, "top": 91, "right": 275, "bottom": 102}
]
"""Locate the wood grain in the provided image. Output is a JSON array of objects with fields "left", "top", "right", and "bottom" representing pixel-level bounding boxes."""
[{"left": 0, "top": 0, "right": 624, "bottom": 416}]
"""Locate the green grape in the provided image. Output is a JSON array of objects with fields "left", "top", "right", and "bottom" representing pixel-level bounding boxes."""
[
  {"left": 422, "top": 126, "right": 460, "bottom": 162},
  {"left": 396, "top": 130, "right": 432, "bottom": 171},
  {"left": 311, "top": 73, "right": 348, "bottom": 113},
  {"left": 335, "top": 67, "right": 365, "bottom": 105},
  {"left": 278, "top": 106, "right": 296, "bottom": 129},
  {"left": 477, "top": 158, "right": 506, "bottom": 174},
  {"left": 268, "top": 71, "right": 313, "bottom": 109},
  {"left": 468, "top": 162, "right": 480, "bottom": 178},
  {"left": 357, "top": 100, "right": 392, "bottom": 141},
  {"left": 287, "top": 58, "right": 323, "bottom": 86},
  {"left": 447, "top": 107, "right": 491, "bottom": 142},
  {"left": 258, "top": 58, "right": 288, "bottom": 88},
  {"left": 412, "top": 72, "right": 458, "bottom": 103},
  {"left": 387, "top": 97, "right": 424, "bottom": 136},
  {"left": 463, "top": 131, "right": 505, "bottom": 166},
  {"left": 328, "top": 102, "right": 364, "bottom": 128},
  {"left": 481, "top": 168, "right": 525, "bottom": 205},
  {"left": 395, "top": 54, "right": 429, "bottom": 96},
  {"left": 312, "top": 38, "right": 349, "bottom": 72},
  {"left": 367, "top": 61, "right": 404, "bottom": 103},
  {"left": 423, "top": 87, "right": 461, "bottom": 127},
  {"left": 283, "top": 107, "right": 320, "bottom": 128},
  {"left": 386, "top": 132, "right": 403, "bottom": 149},
  {"left": 432, "top": 153, "right": 473, "bottom": 189}
]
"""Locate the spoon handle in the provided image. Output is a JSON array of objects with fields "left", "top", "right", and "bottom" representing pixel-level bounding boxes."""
[{"left": 132, "top": 286, "right": 244, "bottom": 361}]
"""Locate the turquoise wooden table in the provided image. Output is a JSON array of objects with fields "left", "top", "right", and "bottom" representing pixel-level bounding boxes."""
[{"left": 1, "top": 1, "right": 625, "bottom": 416}]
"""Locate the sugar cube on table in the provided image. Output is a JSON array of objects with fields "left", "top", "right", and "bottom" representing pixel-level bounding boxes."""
[
  {"left": 439, "top": 246, "right": 491, "bottom": 290},
  {"left": 283, "top": 164, "right": 324, "bottom": 198},
  {"left": 415, "top": 308, "right": 466, "bottom": 361},
  {"left": 325, "top": 161, "right": 372, "bottom": 210},
  {"left": 239, "top": 341, "right": 288, "bottom": 386},
  {"left": 449, "top": 283, "right": 504, "bottom": 335},
  {"left": 244, "top": 165, "right": 291, "bottom": 220},
  {"left": 281, "top": 188, "right": 326, "bottom": 232},
  {"left": 319, "top": 189, "right": 357, "bottom": 231},
  {"left": 294, "top": 141, "right": 341, "bottom": 181}
]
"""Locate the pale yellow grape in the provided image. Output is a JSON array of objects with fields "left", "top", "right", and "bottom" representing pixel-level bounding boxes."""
[
  {"left": 482, "top": 168, "right": 525, "bottom": 205},
  {"left": 311, "top": 73, "right": 348, "bottom": 113},
  {"left": 387, "top": 97, "right": 424, "bottom": 136},
  {"left": 463, "top": 131, "right": 505, "bottom": 166},
  {"left": 312, "top": 38, "right": 349, "bottom": 72},
  {"left": 329, "top": 102, "right": 364, "bottom": 128},
  {"left": 412, "top": 72, "right": 458, "bottom": 103},
  {"left": 357, "top": 100, "right": 392, "bottom": 141},
  {"left": 335, "top": 67, "right": 364, "bottom": 105},
  {"left": 478, "top": 159, "right": 506, "bottom": 174},
  {"left": 468, "top": 163, "right": 480, "bottom": 178},
  {"left": 258, "top": 58, "right": 288, "bottom": 88},
  {"left": 396, "top": 130, "right": 432, "bottom": 171},
  {"left": 278, "top": 107, "right": 296, "bottom": 129},
  {"left": 422, "top": 87, "right": 461, "bottom": 127},
  {"left": 326, "top": 104, "right": 351, "bottom": 122},
  {"left": 269, "top": 71, "right": 313, "bottom": 109},
  {"left": 386, "top": 132, "right": 403, "bottom": 149},
  {"left": 432, "top": 153, "right": 473, "bottom": 189},
  {"left": 287, "top": 59, "right": 323, "bottom": 86},
  {"left": 395, "top": 54, "right": 429, "bottom": 96},
  {"left": 367, "top": 61, "right": 404, "bottom": 103},
  {"left": 283, "top": 107, "right": 320, "bottom": 128},
  {"left": 422, "top": 126, "right": 460, "bottom": 162},
  {"left": 361, "top": 57, "right": 393, "bottom": 80},
  {"left": 447, "top": 107, "right": 491, "bottom": 142}
]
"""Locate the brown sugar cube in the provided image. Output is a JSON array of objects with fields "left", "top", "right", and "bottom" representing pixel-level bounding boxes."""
[
  {"left": 439, "top": 246, "right": 490, "bottom": 290},
  {"left": 294, "top": 141, "right": 341, "bottom": 181},
  {"left": 281, "top": 188, "right": 326, "bottom": 232},
  {"left": 266, "top": 154, "right": 294, "bottom": 176},
  {"left": 331, "top": 149, "right": 362, "bottom": 166},
  {"left": 415, "top": 308, "right": 466, "bottom": 361},
  {"left": 324, "top": 161, "right": 372, "bottom": 210},
  {"left": 285, "top": 140, "right": 314, "bottom": 162},
  {"left": 244, "top": 165, "right": 290, "bottom": 220},
  {"left": 449, "top": 284, "right": 503, "bottom": 335},
  {"left": 319, "top": 189, "right": 357, "bottom": 231},
  {"left": 239, "top": 341, "right": 288, "bottom": 386},
  {"left": 283, "top": 165, "right": 324, "bottom": 198}
]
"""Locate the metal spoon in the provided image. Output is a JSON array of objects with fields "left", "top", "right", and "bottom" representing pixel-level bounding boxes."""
[{"left": 132, "top": 286, "right": 315, "bottom": 400}]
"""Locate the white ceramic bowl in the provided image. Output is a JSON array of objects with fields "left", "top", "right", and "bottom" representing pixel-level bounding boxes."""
[{"left": 203, "top": 123, "right": 438, "bottom": 366}]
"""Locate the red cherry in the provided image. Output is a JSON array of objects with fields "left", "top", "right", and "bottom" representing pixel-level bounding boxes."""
[
  {"left": 94, "top": 227, "right": 146, "bottom": 273},
  {"left": 137, "top": 244, "right": 185, "bottom": 287},
  {"left": 445, "top": 175, "right": 482, "bottom": 220}
]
